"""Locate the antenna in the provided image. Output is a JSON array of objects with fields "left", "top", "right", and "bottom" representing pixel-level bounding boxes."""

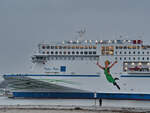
[{"left": 77, "top": 28, "right": 86, "bottom": 40}]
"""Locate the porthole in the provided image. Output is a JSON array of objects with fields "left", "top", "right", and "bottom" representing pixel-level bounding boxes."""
[
  {"left": 51, "top": 46, "right": 54, "bottom": 49},
  {"left": 59, "top": 46, "right": 62, "bottom": 49},
  {"left": 55, "top": 46, "right": 58, "bottom": 49},
  {"left": 80, "top": 51, "right": 83, "bottom": 54},
  {"left": 55, "top": 51, "right": 58, "bottom": 54},
  {"left": 47, "top": 46, "right": 50, "bottom": 49},
  {"left": 124, "top": 46, "right": 127, "bottom": 49},
  {"left": 89, "top": 51, "right": 92, "bottom": 54},
  {"left": 84, "top": 51, "right": 88, "bottom": 54},
  {"left": 93, "top": 51, "right": 96, "bottom": 54}
]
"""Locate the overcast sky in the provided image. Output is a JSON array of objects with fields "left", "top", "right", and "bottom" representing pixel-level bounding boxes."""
[{"left": 0, "top": 0, "right": 150, "bottom": 73}]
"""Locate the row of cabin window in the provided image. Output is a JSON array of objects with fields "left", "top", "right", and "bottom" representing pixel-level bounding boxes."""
[
  {"left": 42, "top": 51, "right": 97, "bottom": 55},
  {"left": 115, "top": 51, "right": 149, "bottom": 55},
  {"left": 116, "top": 46, "right": 140, "bottom": 49},
  {"left": 115, "top": 57, "right": 150, "bottom": 61},
  {"left": 42, "top": 45, "right": 97, "bottom": 49},
  {"left": 35, "top": 56, "right": 99, "bottom": 61}
]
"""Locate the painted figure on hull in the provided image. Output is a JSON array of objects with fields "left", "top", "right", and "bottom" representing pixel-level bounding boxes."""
[{"left": 96, "top": 60, "right": 120, "bottom": 90}]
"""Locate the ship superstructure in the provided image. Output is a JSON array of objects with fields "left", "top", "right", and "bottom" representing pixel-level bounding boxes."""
[{"left": 32, "top": 39, "right": 150, "bottom": 74}]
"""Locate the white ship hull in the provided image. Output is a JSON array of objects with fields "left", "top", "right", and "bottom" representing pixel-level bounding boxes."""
[{"left": 3, "top": 39, "right": 150, "bottom": 99}]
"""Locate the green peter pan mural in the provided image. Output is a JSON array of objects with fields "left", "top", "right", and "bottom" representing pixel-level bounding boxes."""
[{"left": 96, "top": 60, "right": 120, "bottom": 90}]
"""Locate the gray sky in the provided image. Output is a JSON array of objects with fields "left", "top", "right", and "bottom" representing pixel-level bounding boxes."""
[{"left": 0, "top": 0, "right": 150, "bottom": 73}]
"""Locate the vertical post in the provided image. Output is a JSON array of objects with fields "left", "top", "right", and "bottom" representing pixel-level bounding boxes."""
[{"left": 94, "top": 92, "right": 97, "bottom": 107}]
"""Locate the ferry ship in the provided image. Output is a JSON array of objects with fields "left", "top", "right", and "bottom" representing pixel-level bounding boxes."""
[{"left": 3, "top": 32, "right": 150, "bottom": 99}]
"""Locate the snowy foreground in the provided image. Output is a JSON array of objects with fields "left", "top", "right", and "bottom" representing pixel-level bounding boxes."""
[
  {"left": 0, "top": 97, "right": 150, "bottom": 113},
  {"left": 0, "top": 105, "right": 150, "bottom": 113}
]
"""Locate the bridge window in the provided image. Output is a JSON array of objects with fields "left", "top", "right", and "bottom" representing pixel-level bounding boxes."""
[
  {"left": 101, "top": 46, "right": 114, "bottom": 56},
  {"left": 93, "top": 46, "right": 97, "bottom": 49}
]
